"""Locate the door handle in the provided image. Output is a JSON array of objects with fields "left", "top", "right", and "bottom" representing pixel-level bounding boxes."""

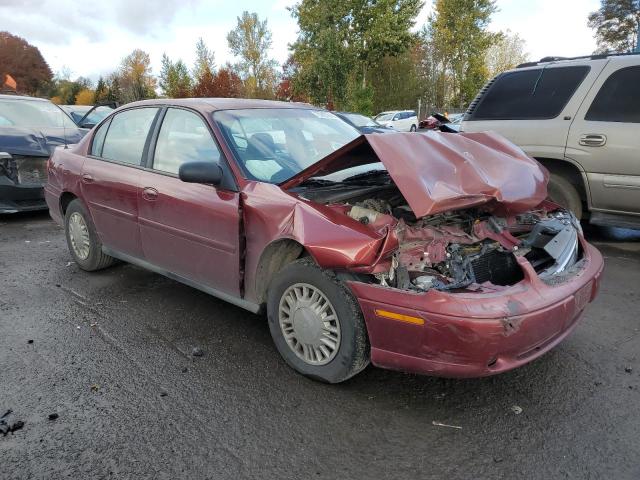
[
  {"left": 81, "top": 173, "right": 94, "bottom": 183},
  {"left": 579, "top": 134, "right": 606, "bottom": 147},
  {"left": 142, "top": 187, "right": 158, "bottom": 201}
]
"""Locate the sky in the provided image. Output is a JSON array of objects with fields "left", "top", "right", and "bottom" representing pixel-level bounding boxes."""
[{"left": 0, "top": 0, "right": 601, "bottom": 82}]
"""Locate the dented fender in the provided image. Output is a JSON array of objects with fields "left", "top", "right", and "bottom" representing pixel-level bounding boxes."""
[{"left": 241, "top": 182, "right": 397, "bottom": 303}]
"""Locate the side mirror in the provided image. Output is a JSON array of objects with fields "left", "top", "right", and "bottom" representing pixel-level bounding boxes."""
[
  {"left": 80, "top": 122, "right": 96, "bottom": 129},
  {"left": 178, "top": 161, "right": 223, "bottom": 185}
]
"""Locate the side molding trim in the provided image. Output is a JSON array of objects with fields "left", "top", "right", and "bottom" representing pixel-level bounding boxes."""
[{"left": 102, "top": 246, "right": 262, "bottom": 314}]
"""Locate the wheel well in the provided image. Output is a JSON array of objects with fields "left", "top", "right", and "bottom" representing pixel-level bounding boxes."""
[
  {"left": 535, "top": 158, "right": 587, "bottom": 202},
  {"left": 254, "top": 239, "right": 307, "bottom": 304},
  {"left": 60, "top": 192, "right": 77, "bottom": 216}
]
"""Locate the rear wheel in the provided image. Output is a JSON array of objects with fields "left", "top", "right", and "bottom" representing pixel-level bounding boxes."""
[
  {"left": 267, "top": 259, "right": 370, "bottom": 383},
  {"left": 64, "top": 199, "right": 115, "bottom": 271},
  {"left": 547, "top": 173, "right": 583, "bottom": 219}
]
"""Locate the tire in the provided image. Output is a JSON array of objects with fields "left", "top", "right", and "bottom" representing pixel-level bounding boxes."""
[
  {"left": 410, "top": 124, "right": 417, "bottom": 132},
  {"left": 64, "top": 199, "right": 115, "bottom": 271},
  {"left": 547, "top": 173, "right": 583, "bottom": 219},
  {"left": 267, "top": 258, "right": 370, "bottom": 383}
]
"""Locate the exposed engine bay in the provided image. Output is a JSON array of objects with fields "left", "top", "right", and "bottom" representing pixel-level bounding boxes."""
[{"left": 296, "top": 171, "right": 583, "bottom": 293}]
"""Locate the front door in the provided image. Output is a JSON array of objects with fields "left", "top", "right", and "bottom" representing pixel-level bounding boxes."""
[
  {"left": 566, "top": 63, "right": 640, "bottom": 214},
  {"left": 81, "top": 107, "right": 160, "bottom": 258},
  {"left": 137, "top": 107, "right": 241, "bottom": 297}
]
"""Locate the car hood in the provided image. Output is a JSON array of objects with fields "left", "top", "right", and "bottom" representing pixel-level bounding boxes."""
[
  {"left": 281, "top": 131, "right": 548, "bottom": 218},
  {"left": 0, "top": 126, "right": 85, "bottom": 157}
]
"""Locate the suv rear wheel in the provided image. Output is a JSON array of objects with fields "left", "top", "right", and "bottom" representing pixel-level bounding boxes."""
[
  {"left": 547, "top": 173, "right": 583, "bottom": 219},
  {"left": 266, "top": 258, "right": 370, "bottom": 383}
]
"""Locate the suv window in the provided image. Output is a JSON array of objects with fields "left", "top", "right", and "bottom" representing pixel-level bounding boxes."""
[
  {"left": 153, "top": 108, "right": 221, "bottom": 175},
  {"left": 471, "top": 66, "right": 590, "bottom": 120},
  {"left": 585, "top": 66, "right": 640, "bottom": 123},
  {"left": 101, "top": 108, "right": 158, "bottom": 165},
  {"left": 90, "top": 118, "right": 111, "bottom": 157}
]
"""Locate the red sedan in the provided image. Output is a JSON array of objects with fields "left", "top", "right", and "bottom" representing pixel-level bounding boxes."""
[{"left": 45, "top": 99, "right": 603, "bottom": 383}]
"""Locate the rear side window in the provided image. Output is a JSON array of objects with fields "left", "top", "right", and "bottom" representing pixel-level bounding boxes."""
[
  {"left": 585, "top": 66, "right": 640, "bottom": 123},
  {"left": 90, "top": 119, "right": 110, "bottom": 157},
  {"left": 471, "top": 66, "right": 590, "bottom": 120},
  {"left": 152, "top": 108, "right": 221, "bottom": 175},
  {"left": 101, "top": 108, "right": 158, "bottom": 165}
]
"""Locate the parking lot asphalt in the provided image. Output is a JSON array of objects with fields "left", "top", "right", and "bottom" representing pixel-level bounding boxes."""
[{"left": 1, "top": 211, "right": 639, "bottom": 480}]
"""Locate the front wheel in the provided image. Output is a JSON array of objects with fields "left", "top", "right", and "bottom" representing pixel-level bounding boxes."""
[{"left": 267, "top": 259, "right": 370, "bottom": 383}]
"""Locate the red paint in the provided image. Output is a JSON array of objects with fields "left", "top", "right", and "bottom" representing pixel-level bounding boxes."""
[
  {"left": 283, "top": 131, "right": 548, "bottom": 217},
  {"left": 46, "top": 98, "right": 604, "bottom": 379}
]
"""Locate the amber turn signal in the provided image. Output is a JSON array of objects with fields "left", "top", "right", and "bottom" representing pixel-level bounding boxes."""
[{"left": 374, "top": 309, "right": 425, "bottom": 325}]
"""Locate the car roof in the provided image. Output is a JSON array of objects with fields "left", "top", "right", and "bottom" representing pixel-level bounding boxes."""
[
  {"left": 124, "top": 98, "right": 315, "bottom": 114},
  {"left": 0, "top": 94, "right": 51, "bottom": 102},
  {"left": 515, "top": 51, "right": 640, "bottom": 70}
]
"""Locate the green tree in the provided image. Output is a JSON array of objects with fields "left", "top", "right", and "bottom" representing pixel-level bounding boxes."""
[
  {"left": 105, "top": 74, "right": 122, "bottom": 103},
  {"left": 50, "top": 74, "right": 92, "bottom": 105},
  {"left": 118, "top": 49, "right": 157, "bottom": 102},
  {"left": 193, "top": 38, "right": 216, "bottom": 82},
  {"left": 370, "top": 44, "right": 423, "bottom": 114},
  {"left": 94, "top": 77, "right": 109, "bottom": 103},
  {"left": 485, "top": 30, "right": 528, "bottom": 78},
  {"left": 160, "top": 54, "right": 192, "bottom": 98},
  {"left": 588, "top": 0, "right": 640, "bottom": 53},
  {"left": 290, "top": 0, "right": 422, "bottom": 110},
  {"left": 227, "top": 11, "right": 278, "bottom": 98},
  {"left": 429, "top": 0, "right": 499, "bottom": 108}
]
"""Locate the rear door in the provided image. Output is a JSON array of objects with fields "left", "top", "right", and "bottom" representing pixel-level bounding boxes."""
[
  {"left": 81, "top": 107, "right": 160, "bottom": 257},
  {"left": 137, "top": 107, "right": 241, "bottom": 297},
  {"left": 566, "top": 62, "right": 640, "bottom": 214}
]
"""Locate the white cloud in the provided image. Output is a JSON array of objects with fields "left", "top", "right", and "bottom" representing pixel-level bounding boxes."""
[
  {"left": 1, "top": 0, "right": 603, "bottom": 83},
  {"left": 490, "top": 0, "right": 600, "bottom": 61}
]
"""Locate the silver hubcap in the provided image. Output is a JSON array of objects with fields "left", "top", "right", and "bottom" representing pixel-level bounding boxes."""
[
  {"left": 278, "top": 283, "right": 341, "bottom": 366},
  {"left": 68, "top": 212, "right": 90, "bottom": 260}
]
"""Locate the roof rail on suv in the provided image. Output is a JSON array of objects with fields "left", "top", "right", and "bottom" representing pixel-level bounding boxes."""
[{"left": 516, "top": 51, "right": 640, "bottom": 68}]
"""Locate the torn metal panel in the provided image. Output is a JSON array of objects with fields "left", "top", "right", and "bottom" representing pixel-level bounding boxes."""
[{"left": 282, "top": 131, "right": 548, "bottom": 217}]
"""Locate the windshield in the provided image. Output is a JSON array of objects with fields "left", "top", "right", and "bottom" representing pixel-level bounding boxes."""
[
  {"left": 0, "top": 99, "right": 74, "bottom": 128},
  {"left": 214, "top": 108, "right": 360, "bottom": 184},
  {"left": 342, "top": 113, "right": 378, "bottom": 127}
]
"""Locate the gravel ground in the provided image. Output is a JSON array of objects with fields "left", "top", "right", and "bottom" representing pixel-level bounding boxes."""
[{"left": 1, "top": 211, "right": 639, "bottom": 479}]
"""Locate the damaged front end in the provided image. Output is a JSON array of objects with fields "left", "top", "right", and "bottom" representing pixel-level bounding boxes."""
[
  {"left": 0, "top": 152, "right": 49, "bottom": 213},
  {"left": 281, "top": 131, "right": 601, "bottom": 378},
  {"left": 287, "top": 131, "right": 584, "bottom": 292},
  {"left": 342, "top": 199, "right": 584, "bottom": 293}
]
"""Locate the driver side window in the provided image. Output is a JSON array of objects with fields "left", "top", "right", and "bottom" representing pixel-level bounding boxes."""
[{"left": 153, "top": 108, "right": 221, "bottom": 175}]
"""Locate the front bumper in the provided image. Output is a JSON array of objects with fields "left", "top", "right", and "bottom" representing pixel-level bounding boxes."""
[
  {"left": 0, "top": 179, "right": 47, "bottom": 213},
  {"left": 0, "top": 155, "right": 48, "bottom": 213},
  {"left": 348, "top": 241, "right": 604, "bottom": 378}
]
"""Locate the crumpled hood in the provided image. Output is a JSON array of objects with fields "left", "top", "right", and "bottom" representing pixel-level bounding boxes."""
[
  {"left": 282, "top": 131, "right": 548, "bottom": 217},
  {"left": 0, "top": 126, "right": 85, "bottom": 157}
]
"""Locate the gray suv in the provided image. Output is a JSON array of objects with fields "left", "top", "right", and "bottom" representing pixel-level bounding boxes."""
[{"left": 461, "top": 53, "right": 640, "bottom": 229}]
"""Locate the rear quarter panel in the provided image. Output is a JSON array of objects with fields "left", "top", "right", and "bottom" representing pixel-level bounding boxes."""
[{"left": 45, "top": 144, "right": 86, "bottom": 225}]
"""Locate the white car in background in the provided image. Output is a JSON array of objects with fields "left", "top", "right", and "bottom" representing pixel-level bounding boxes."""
[{"left": 374, "top": 110, "right": 418, "bottom": 132}]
